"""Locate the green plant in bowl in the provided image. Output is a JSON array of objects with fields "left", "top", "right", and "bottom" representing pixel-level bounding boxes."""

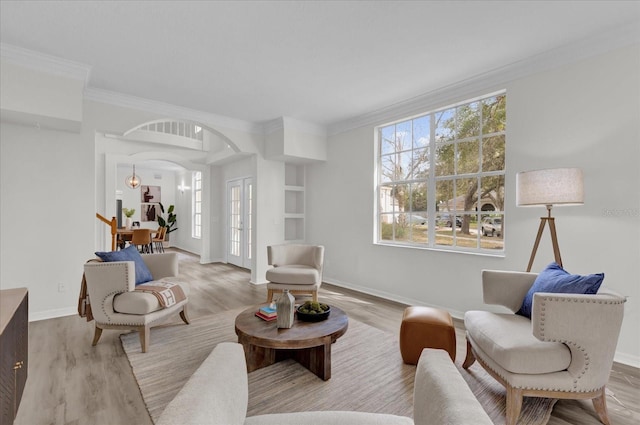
[{"left": 297, "top": 301, "right": 331, "bottom": 322}]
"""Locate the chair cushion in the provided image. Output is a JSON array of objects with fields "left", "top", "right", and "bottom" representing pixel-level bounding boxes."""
[
  {"left": 464, "top": 311, "right": 571, "bottom": 374},
  {"left": 114, "top": 291, "right": 163, "bottom": 314},
  {"left": 266, "top": 265, "right": 320, "bottom": 285},
  {"left": 516, "top": 262, "right": 604, "bottom": 318},
  {"left": 95, "top": 245, "right": 154, "bottom": 285}
]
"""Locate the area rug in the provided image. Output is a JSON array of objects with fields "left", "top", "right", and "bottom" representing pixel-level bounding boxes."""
[{"left": 121, "top": 309, "right": 556, "bottom": 424}]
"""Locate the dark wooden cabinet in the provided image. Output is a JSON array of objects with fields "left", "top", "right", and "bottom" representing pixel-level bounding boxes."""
[{"left": 0, "top": 288, "right": 28, "bottom": 425}]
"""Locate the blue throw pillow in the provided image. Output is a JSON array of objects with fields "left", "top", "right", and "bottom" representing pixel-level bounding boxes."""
[
  {"left": 516, "top": 262, "right": 604, "bottom": 319},
  {"left": 95, "top": 245, "right": 154, "bottom": 285}
]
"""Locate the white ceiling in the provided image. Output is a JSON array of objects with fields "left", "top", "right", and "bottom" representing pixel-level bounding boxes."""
[{"left": 1, "top": 1, "right": 639, "bottom": 128}]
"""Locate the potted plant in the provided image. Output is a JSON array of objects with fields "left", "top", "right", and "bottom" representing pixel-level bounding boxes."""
[
  {"left": 157, "top": 203, "right": 178, "bottom": 241},
  {"left": 122, "top": 208, "right": 135, "bottom": 229}
]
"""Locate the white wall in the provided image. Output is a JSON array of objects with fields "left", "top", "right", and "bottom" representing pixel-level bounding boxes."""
[
  {"left": 0, "top": 123, "right": 94, "bottom": 319},
  {"left": 306, "top": 45, "right": 640, "bottom": 366},
  {"left": 0, "top": 61, "right": 84, "bottom": 132}
]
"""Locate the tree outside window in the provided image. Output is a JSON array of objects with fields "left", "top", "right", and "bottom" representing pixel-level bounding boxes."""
[{"left": 377, "top": 92, "right": 506, "bottom": 252}]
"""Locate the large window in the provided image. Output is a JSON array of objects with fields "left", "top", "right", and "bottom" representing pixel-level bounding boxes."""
[
  {"left": 377, "top": 92, "right": 506, "bottom": 252},
  {"left": 192, "top": 171, "right": 202, "bottom": 239}
]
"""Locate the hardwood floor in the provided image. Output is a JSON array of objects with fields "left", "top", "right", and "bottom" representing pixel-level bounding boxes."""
[{"left": 13, "top": 249, "right": 640, "bottom": 425}]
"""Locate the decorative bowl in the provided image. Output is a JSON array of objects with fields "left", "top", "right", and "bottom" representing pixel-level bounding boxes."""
[{"left": 296, "top": 304, "right": 331, "bottom": 322}]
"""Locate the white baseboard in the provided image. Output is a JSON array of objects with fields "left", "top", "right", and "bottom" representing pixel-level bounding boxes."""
[
  {"left": 30, "top": 306, "right": 77, "bottom": 322},
  {"left": 322, "top": 276, "right": 465, "bottom": 320},
  {"left": 614, "top": 352, "right": 640, "bottom": 369},
  {"left": 200, "top": 256, "right": 224, "bottom": 264},
  {"left": 323, "top": 276, "right": 640, "bottom": 370}
]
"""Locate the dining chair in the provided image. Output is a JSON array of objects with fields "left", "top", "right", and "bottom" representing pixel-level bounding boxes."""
[
  {"left": 131, "top": 228, "right": 153, "bottom": 253},
  {"left": 152, "top": 227, "right": 166, "bottom": 253}
]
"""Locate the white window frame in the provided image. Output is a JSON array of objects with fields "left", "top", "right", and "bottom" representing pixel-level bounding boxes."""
[
  {"left": 375, "top": 91, "right": 506, "bottom": 254},
  {"left": 192, "top": 171, "right": 202, "bottom": 239}
]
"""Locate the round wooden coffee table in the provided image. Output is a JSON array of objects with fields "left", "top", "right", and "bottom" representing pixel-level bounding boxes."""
[{"left": 235, "top": 304, "right": 348, "bottom": 381}]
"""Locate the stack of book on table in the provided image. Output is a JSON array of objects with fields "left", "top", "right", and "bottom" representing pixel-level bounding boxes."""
[{"left": 255, "top": 305, "right": 277, "bottom": 321}]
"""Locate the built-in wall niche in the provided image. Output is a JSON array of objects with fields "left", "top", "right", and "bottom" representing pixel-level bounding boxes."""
[
  {"left": 285, "top": 163, "right": 304, "bottom": 186},
  {"left": 285, "top": 189, "right": 304, "bottom": 215},
  {"left": 285, "top": 216, "right": 305, "bottom": 242},
  {"left": 284, "top": 163, "right": 305, "bottom": 242}
]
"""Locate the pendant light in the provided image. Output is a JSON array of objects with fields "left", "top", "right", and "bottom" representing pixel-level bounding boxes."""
[{"left": 125, "top": 164, "right": 141, "bottom": 189}]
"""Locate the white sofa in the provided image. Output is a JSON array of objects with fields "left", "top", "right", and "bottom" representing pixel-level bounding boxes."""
[{"left": 157, "top": 342, "right": 493, "bottom": 425}]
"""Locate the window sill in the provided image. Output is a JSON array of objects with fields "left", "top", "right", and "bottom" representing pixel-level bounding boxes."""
[{"left": 374, "top": 241, "right": 505, "bottom": 258}]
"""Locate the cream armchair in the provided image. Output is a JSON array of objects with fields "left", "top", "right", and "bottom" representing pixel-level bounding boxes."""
[
  {"left": 265, "top": 244, "right": 324, "bottom": 302},
  {"left": 83, "top": 252, "right": 190, "bottom": 353},
  {"left": 463, "top": 270, "right": 625, "bottom": 425}
]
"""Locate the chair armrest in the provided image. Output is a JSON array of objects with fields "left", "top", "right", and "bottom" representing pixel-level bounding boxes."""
[
  {"left": 157, "top": 342, "right": 248, "bottom": 425},
  {"left": 531, "top": 289, "right": 625, "bottom": 389},
  {"left": 482, "top": 270, "right": 537, "bottom": 312},
  {"left": 84, "top": 261, "right": 135, "bottom": 294},
  {"left": 83, "top": 261, "right": 135, "bottom": 323},
  {"left": 142, "top": 252, "right": 178, "bottom": 279},
  {"left": 414, "top": 349, "right": 493, "bottom": 425}
]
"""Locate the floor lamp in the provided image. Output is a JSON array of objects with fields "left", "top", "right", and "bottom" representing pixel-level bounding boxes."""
[{"left": 516, "top": 168, "right": 584, "bottom": 272}]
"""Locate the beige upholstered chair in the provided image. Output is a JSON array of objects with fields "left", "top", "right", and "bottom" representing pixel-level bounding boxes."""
[
  {"left": 83, "top": 252, "right": 189, "bottom": 353},
  {"left": 265, "top": 244, "right": 324, "bottom": 302},
  {"left": 463, "top": 270, "right": 625, "bottom": 425}
]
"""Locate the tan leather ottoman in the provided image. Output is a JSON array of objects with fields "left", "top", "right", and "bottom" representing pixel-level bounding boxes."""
[{"left": 399, "top": 306, "right": 456, "bottom": 364}]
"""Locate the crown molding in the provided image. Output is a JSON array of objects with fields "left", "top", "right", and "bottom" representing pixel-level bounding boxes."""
[
  {"left": 327, "top": 21, "right": 640, "bottom": 136},
  {"left": 84, "top": 87, "right": 263, "bottom": 134},
  {"left": 0, "top": 43, "right": 91, "bottom": 84}
]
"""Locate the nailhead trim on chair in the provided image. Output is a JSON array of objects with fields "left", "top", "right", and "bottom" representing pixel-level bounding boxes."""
[
  {"left": 538, "top": 298, "right": 589, "bottom": 392},
  {"left": 90, "top": 262, "right": 133, "bottom": 324},
  {"left": 91, "top": 262, "right": 178, "bottom": 327},
  {"left": 535, "top": 295, "right": 625, "bottom": 392},
  {"left": 472, "top": 294, "right": 623, "bottom": 393}
]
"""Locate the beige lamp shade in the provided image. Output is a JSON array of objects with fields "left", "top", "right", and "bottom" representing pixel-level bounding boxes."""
[{"left": 516, "top": 168, "right": 584, "bottom": 207}]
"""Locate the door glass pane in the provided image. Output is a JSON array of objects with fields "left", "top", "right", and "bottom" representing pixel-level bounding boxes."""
[
  {"left": 229, "top": 185, "right": 240, "bottom": 256},
  {"left": 247, "top": 183, "right": 253, "bottom": 260}
]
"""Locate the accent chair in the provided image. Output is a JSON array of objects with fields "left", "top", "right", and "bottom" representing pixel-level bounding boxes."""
[
  {"left": 265, "top": 244, "right": 324, "bottom": 303},
  {"left": 463, "top": 269, "right": 625, "bottom": 425},
  {"left": 83, "top": 252, "right": 189, "bottom": 352}
]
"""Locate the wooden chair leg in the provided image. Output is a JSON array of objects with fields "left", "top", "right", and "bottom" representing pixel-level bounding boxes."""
[
  {"left": 266, "top": 289, "right": 274, "bottom": 303},
  {"left": 312, "top": 290, "right": 318, "bottom": 302},
  {"left": 506, "top": 385, "right": 523, "bottom": 425},
  {"left": 592, "top": 387, "right": 611, "bottom": 425},
  {"left": 179, "top": 306, "right": 190, "bottom": 325},
  {"left": 462, "top": 338, "right": 476, "bottom": 369},
  {"left": 91, "top": 325, "right": 103, "bottom": 346},
  {"left": 139, "top": 326, "right": 150, "bottom": 353}
]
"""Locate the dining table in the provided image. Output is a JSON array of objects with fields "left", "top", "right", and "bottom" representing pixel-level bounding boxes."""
[{"left": 116, "top": 227, "right": 159, "bottom": 251}]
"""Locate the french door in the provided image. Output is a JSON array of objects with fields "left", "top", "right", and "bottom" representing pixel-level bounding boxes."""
[{"left": 227, "top": 178, "right": 252, "bottom": 269}]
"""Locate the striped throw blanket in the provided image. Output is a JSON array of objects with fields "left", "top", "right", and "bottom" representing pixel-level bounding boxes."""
[{"left": 135, "top": 280, "right": 186, "bottom": 308}]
